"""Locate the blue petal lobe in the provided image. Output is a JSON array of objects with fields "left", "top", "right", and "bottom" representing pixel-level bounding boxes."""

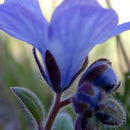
[
  {"left": 0, "top": 0, "right": 48, "bottom": 49},
  {"left": 105, "top": 22, "right": 130, "bottom": 39},
  {"left": 48, "top": 4, "right": 118, "bottom": 89},
  {"left": 97, "top": 22, "right": 130, "bottom": 44},
  {"left": 56, "top": 0, "right": 101, "bottom": 11}
]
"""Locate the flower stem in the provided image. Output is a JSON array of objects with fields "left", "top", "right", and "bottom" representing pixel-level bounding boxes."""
[
  {"left": 45, "top": 93, "right": 71, "bottom": 130},
  {"left": 45, "top": 93, "right": 61, "bottom": 130},
  {"left": 60, "top": 97, "right": 71, "bottom": 108}
]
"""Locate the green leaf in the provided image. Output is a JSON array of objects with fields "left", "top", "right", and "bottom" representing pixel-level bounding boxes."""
[
  {"left": 11, "top": 87, "right": 44, "bottom": 126},
  {"left": 52, "top": 113, "right": 74, "bottom": 130}
]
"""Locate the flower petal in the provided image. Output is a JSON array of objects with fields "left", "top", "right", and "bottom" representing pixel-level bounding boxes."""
[
  {"left": 105, "top": 22, "right": 130, "bottom": 40},
  {"left": 54, "top": 0, "right": 101, "bottom": 11},
  {"left": 0, "top": 0, "right": 48, "bottom": 49},
  {"left": 47, "top": 4, "right": 118, "bottom": 89}
]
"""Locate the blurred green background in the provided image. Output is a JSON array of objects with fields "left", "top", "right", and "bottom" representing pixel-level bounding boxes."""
[{"left": 0, "top": 0, "right": 130, "bottom": 130}]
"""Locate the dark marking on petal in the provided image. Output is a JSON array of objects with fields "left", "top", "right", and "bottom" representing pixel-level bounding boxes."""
[
  {"left": 45, "top": 50, "right": 61, "bottom": 93},
  {"left": 79, "top": 64, "right": 108, "bottom": 86}
]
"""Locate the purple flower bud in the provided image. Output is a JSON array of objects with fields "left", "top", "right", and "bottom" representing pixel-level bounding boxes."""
[
  {"left": 72, "top": 82, "right": 102, "bottom": 115},
  {"left": 79, "top": 58, "right": 120, "bottom": 93}
]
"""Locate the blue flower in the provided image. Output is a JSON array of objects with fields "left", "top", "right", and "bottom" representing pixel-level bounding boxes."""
[{"left": 0, "top": 0, "right": 130, "bottom": 92}]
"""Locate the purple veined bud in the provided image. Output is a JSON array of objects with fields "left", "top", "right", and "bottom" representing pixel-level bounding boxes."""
[
  {"left": 72, "top": 82, "right": 103, "bottom": 116},
  {"left": 79, "top": 58, "right": 120, "bottom": 93}
]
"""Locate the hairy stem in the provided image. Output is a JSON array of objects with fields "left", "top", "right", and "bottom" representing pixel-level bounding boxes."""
[
  {"left": 45, "top": 93, "right": 61, "bottom": 130},
  {"left": 45, "top": 94, "right": 71, "bottom": 130}
]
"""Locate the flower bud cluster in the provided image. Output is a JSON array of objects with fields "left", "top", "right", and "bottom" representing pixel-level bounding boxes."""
[{"left": 72, "top": 58, "right": 126, "bottom": 130}]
